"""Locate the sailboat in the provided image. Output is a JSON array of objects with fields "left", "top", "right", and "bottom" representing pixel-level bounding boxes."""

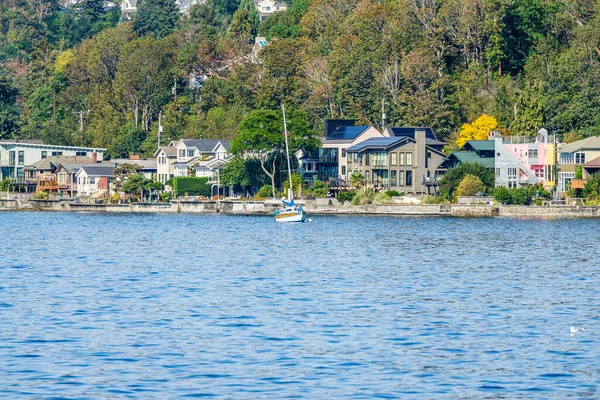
[{"left": 274, "top": 104, "right": 306, "bottom": 223}]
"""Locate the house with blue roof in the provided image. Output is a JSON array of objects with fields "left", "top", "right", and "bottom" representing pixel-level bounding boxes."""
[
  {"left": 313, "top": 119, "right": 385, "bottom": 184},
  {"left": 346, "top": 131, "right": 446, "bottom": 195}
]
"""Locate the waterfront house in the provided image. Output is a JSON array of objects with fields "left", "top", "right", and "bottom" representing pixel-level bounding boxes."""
[
  {"left": 345, "top": 130, "right": 446, "bottom": 195},
  {"left": 255, "top": 0, "right": 287, "bottom": 21},
  {"left": 76, "top": 165, "right": 115, "bottom": 197},
  {"left": 495, "top": 129, "right": 557, "bottom": 190},
  {"left": 155, "top": 142, "right": 179, "bottom": 184},
  {"left": 171, "top": 139, "right": 231, "bottom": 180},
  {"left": 557, "top": 136, "right": 600, "bottom": 194},
  {"left": 437, "top": 140, "right": 496, "bottom": 172},
  {"left": 318, "top": 120, "right": 385, "bottom": 184},
  {"left": 0, "top": 140, "right": 105, "bottom": 189}
]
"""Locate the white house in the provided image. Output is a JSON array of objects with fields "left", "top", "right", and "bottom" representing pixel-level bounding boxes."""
[
  {"left": 76, "top": 165, "right": 115, "bottom": 197},
  {"left": 254, "top": 0, "right": 287, "bottom": 21},
  {"left": 0, "top": 140, "right": 105, "bottom": 184},
  {"left": 112, "top": 157, "right": 157, "bottom": 180},
  {"left": 154, "top": 141, "right": 179, "bottom": 184},
  {"left": 171, "top": 139, "right": 231, "bottom": 180},
  {"left": 121, "top": 0, "right": 203, "bottom": 18}
]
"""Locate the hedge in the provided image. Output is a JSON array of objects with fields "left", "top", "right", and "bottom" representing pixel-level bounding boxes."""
[{"left": 172, "top": 177, "right": 211, "bottom": 197}]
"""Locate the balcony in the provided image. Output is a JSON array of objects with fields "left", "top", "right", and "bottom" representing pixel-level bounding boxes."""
[{"left": 422, "top": 176, "right": 439, "bottom": 186}]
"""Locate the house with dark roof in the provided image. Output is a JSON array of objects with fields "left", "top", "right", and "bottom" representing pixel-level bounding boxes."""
[
  {"left": 172, "top": 139, "right": 231, "bottom": 181},
  {"left": 316, "top": 119, "right": 384, "bottom": 183},
  {"left": 385, "top": 127, "right": 446, "bottom": 153},
  {"left": 113, "top": 156, "right": 157, "bottom": 180},
  {"left": 75, "top": 165, "right": 116, "bottom": 197},
  {"left": 437, "top": 140, "right": 496, "bottom": 172},
  {"left": 346, "top": 131, "right": 446, "bottom": 195}
]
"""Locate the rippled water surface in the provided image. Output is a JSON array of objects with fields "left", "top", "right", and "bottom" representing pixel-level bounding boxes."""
[{"left": 1, "top": 212, "right": 599, "bottom": 398}]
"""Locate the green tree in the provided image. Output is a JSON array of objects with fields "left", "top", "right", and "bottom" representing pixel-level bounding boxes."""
[
  {"left": 133, "top": 0, "right": 179, "bottom": 38},
  {"left": 230, "top": 107, "right": 317, "bottom": 198},
  {"left": 0, "top": 75, "right": 19, "bottom": 139},
  {"left": 439, "top": 162, "right": 495, "bottom": 201},
  {"left": 456, "top": 174, "right": 484, "bottom": 197}
]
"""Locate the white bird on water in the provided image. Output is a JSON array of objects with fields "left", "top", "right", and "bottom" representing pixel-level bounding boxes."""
[{"left": 570, "top": 325, "right": 585, "bottom": 336}]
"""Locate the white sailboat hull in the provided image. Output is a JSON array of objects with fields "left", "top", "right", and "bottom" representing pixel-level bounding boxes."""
[{"left": 274, "top": 207, "right": 305, "bottom": 223}]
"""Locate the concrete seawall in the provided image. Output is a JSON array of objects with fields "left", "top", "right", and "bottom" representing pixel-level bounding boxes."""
[{"left": 1, "top": 199, "right": 600, "bottom": 217}]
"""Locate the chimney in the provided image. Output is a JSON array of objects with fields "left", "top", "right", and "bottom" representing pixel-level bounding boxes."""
[
  {"left": 415, "top": 130, "right": 426, "bottom": 168},
  {"left": 130, "top": 154, "right": 140, "bottom": 160},
  {"left": 92, "top": 152, "right": 97, "bottom": 163}
]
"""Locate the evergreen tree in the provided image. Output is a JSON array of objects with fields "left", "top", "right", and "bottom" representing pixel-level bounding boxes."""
[{"left": 133, "top": 0, "right": 179, "bottom": 38}]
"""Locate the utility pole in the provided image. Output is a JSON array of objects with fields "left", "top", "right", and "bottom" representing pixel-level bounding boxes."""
[
  {"left": 158, "top": 111, "right": 163, "bottom": 148},
  {"left": 381, "top": 97, "right": 386, "bottom": 132}
]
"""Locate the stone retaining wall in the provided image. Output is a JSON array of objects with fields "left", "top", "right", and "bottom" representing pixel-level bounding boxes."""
[{"left": 3, "top": 199, "right": 600, "bottom": 217}]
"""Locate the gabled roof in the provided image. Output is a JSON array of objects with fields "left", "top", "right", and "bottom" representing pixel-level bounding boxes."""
[
  {"left": 324, "top": 126, "right": 370, "bottom": 141},
  {"left": 77, "top": 165, "right": 115, "bottom": 177},
  {"left": 112, "top": 159, "right": 157, "bottom": 170},
  {"left": 559, "top": 136, "right": 600, "bottom": 153},
  {"left": 31, "top": 156, "right": 94, "bottom": 170},
  {"left": 346, "top": 137, "right": 410, "bottom": 152},
  {"left": 440, "top": 151, "right": 495, "bottom": 169},
  {"left": 463, "top": 140, "right": 496, "bottom": 151},
  {"left": 385, "top": 127, "right": 439, "bottom": 141},
  {"left": 584, "top": 155, "right": 600, "bottom": 168},
  {"left": 180, "top": 139, "right": 231, "bottom": 152},
  {"left": 154, "top": 146, "right": 178, "bottom": 157}
]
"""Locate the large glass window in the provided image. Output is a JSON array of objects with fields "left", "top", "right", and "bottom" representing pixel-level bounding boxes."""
[
  {"left": 391, "top": 153, "right": 397, "bottom": 166},
  {"left": 406, "top": 152, "right": 413, "bottom": 166},
  {"left": 372, "top": 152, "right": 387, "bottom": 168},
  {"left": 391, "top": 170, "right": 397, "bottom": 186},
  {"left": 399, "top": 152, "right": 405, "bottom": 166},
  {"left": 399, "top": 171, "right": 405, "bottom": 186},
  {"left": 575, "top": 152, "right": 586, "bottom": 164},
  {"left": 318, "top": 148, "right": 338, "bottom": 163},
  {"left": 406, "top": 171, "right": 413, "bottom": 186},
  {"left": 9, "top": 151, "right": 15, "bottom": 165},
  {"left": 18, "top": 151, "right": 24, "bottom": 166}
]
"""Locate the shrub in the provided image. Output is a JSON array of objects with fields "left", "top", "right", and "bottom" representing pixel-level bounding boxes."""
[
  {"left": 256, "top": 184, "right": 273, "bottom": 198},
  {"left": 456, "top": 174, "right": 484, "bottom": 197},
  {"left": 34, "top": 191, "right": 49, "bottom": 200},
  {"left": 583, "top": 173, "right": 600, "bottom": 199},
  {"left": 160, "top": 192, "right": 172, "bottom": 202},
  {"left": 493, "top": 187, "right": 511, "bottom": 203},
  {"left": 0, "top": 178, "right": 11, "bottom": 191},
  {"left": 386, "top": 190, "right": 404, "bottom": 197},
  {"left": 351, "top": 187, "right": 376, "bottom": 205},
  {"left": 309, "top": 180, "right": 329, "bottom": 197},
  {"left": 172, "top": 177, "right": 210, "bottom": 197},
  {"left": 510, "top": 188, "right": 531, "bottom": 205},
  {"left": 336, "top": 190, "right": 356, "bottom": 204},
  {"left": 439, "top": 162, "right": 494, "bottom": 200}
]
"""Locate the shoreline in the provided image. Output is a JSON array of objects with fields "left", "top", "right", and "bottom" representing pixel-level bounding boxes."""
[{"left": 2, "top": 199, "right": 600, "bottom": 218}]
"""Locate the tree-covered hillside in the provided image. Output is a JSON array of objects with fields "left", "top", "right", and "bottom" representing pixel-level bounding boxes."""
[{"left": 2, "top": 0, "right": 600, "bottom": 157}]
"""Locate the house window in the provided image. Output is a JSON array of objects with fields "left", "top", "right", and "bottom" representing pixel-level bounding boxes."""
[
  {"left": 341, "top": 149, "right": 347, "bottom": 158},
  {"left": 76, "top": 151, "right": 86, "bottom": 156},
  {"left": 179, "top": 149, "right": 185, "bottom": 157},
  {"left": 52, "top": 151, "right": 63, "bottom": 156},
  {"left": 41, "top": 151, "right": 47, "bottom": 159},
  {"left": 89, "top": 177, "right": 96, "bottom": 184},
  {"left": 365, "top": 153, "right": 369, "bottom": 166},
  {"left": 399, "top": 152, "right": 405, "bottom": 166},
  {"left": 406, "top": 171, "right": 413, "bottom": 186},
  {"left": 529, "top": 149, "right": 538, "bottom": 159},
  {"left": 391, "top": 152, "right": 397, "bottom": 166},
  {"left": 406, "top": 152, "right": 413, "bottom": 166},
  {"left": 9, "top": 151, "right": 15, "bottom": 165},
  {"left": 342, "top": 166, "right": 346, "bottom": 175},
  {"left": 575, "top": 152, "right": 586, "bottom": 164},
  {"left": 18, "top": 151, "right": 24, "bottom": 166},
  {"left": 508, "top": 167, "right": 517, "bottom": 177},
  {"left": 187, "top": 149, "right": 195, "bottom": 157},
  {"left": 391, "top": 170, "right": 397, "bottom": 186},
  {"left": 372, "top": 152, "right": 387, "bottom": 168},
  {"left": 495, "top": 168, "right": 500, "bottom": 177}
]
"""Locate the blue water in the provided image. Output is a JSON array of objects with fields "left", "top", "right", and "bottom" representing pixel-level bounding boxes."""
[{"left": 0, "top": 212, "right": 599, "bottom": 398}]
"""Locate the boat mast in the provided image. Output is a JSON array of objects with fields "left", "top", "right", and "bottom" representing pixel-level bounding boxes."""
[{"left": 282, "top": 103, "right": 293, "bottom": 199}]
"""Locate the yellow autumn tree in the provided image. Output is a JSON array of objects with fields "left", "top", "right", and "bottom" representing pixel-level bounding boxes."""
[{"left": 456, "top": 114, "right": 499, "bottom": 148}]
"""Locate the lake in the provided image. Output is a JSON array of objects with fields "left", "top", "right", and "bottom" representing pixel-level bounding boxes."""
[{"left": 0, "top": 212, "right": 599, "bottom": 398}]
